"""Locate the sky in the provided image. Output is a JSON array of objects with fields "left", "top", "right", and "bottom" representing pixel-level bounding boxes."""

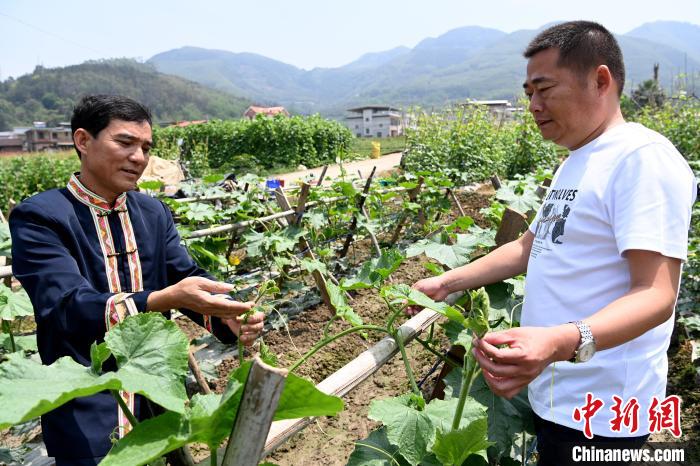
[{"left": 1, "top": 0, "right": 699, "bottom": 80}]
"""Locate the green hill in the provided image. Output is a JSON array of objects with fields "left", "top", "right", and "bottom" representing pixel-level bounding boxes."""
[
  {"left": 148, "top": 22, "right": 700, "bottom": 115},
  {"left": 0, "top": 59, "right": 251, "bottom": 131}
]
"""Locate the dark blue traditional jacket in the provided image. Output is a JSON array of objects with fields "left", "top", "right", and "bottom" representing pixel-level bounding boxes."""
[{"left": 9, "top": 174, "right": 234, "bottom": 460}]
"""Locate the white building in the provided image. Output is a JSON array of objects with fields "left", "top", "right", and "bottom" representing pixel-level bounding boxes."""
[{"left": 345, "top": 106, "right": 404, "bottom": 138}]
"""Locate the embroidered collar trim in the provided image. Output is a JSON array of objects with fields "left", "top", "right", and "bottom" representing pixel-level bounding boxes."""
[{"left": 67, "top": 173, "right": 127, "bottom": 213}]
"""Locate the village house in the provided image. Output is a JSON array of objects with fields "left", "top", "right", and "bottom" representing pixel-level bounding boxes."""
[
  {"left": 344, "top": 105, "right": 404, "bottom": 138},
  {"left": 0, "top": 128, "right": 29, "bottom": 154},
  {"left": 24, "top": 122, "right": 73, "bottom": 152},
  {"left": 243, "top": 106, "right": 290, "bottom": 119}
]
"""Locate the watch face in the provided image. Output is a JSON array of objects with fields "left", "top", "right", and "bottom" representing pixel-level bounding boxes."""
[{"left": 578, "top": 341, "right": 596, "bottom": 362}]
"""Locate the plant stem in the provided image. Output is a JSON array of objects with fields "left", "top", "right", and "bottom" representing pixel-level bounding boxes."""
[
  {"left": 289, "top": 324, "right": 388, "bottom": 372},
  {"left": 382, "top": 296, "right": 421, "bottom": 397},
  {"left": 210, "top": 446, "right": 217, "bottom": 466},
  {"left": 2, "top": 321, "right": 15, "bottom": 353},
  {"left": 111, "top": 390, "right": 139, "bottom": 427},
  {"left": 414, "top": 337, "right": 460, "bottom": 370},
  {"left": 451, "top": 342, "right": 478, "bottom": 431},
  {"left": 393, "top": 328, "right": 421, "bottom": 397}
]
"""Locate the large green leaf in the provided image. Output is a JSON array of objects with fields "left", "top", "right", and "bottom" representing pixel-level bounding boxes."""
[
  {"left": 440, "top": 320, "right": 472, "bottom": 350},
  {"left": 106, "top": 313, "right": 190, "bottom": 413},
  {"left": 0, "top": 353, "right": 119, "bottom": 428},
  {"left": 424, "top": 397, "right": 487, "bottom": 433},
  {"left": 381, "top": 284, "right": 467, "bottom": 327},
  {"left": 495, "top": 183, "right": 541, "bottom": 214},
  {"left": 468, "top": 374, "right": 534, "bottom": 461},
  {"left": 0, "top": 333, "right": 37, "bottom": 353},
  {"left": 368, "top": 394, "right": 434, "bottom": 466},
  {"left": 0, "top": 285, "right": 33, "bottom": 321},
  {"left": 347, "top": 427, "right": 411, "bottom": 466},
  {"left": 100, "top": 410, "right": 189, "bottom": 466},
  {"left": 431, "top": 418, "right": 491, "bottom": 466}
]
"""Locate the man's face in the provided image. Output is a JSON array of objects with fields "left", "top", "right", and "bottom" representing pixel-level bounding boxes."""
[
  {"left": 524, "top": 48, "right": 601, "bottom": 150},
  {"left": 78, "top": 119, "right": 152, "bottom": 200}
]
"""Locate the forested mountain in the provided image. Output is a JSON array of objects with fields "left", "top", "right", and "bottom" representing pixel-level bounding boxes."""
[
  {"left": 0, "top": 59, "right": 251, "bottom": 131},
  {"left": 148, "top": 21, "right": 700, "bottom": 115}
]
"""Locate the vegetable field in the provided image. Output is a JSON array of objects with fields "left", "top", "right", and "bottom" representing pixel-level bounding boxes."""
[{"left": 0, "top": 98, "right": 698, "bottom": 466}]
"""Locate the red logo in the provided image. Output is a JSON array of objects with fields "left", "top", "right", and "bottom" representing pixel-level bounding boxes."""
[
  {"left": 609, "top": 396, "right": 640, "bottom": 434},
  {"left": 648, "top": 395, "right": 682, "bottom": 438},
  {"left": 572, "top": 392, "right": 605, "bottom": 439}
]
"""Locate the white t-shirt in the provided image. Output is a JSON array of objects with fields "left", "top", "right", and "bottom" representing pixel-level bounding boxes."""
[{"left": 522, "top": 122, "right": 697, "bottom": 437}]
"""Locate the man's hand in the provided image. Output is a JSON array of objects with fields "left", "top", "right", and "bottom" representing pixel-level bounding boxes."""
[
  {"left": 224, "top": 311, "right": 265, "bottom": 347},
  {"left": 406, "top": 275, "right": 450, "bottom": 316},
  {"left": 472, "top": 325, "right": 579, "bottom": 399},
  {"left": 147, "top": 276, "right": 253, "bottom": 319}
]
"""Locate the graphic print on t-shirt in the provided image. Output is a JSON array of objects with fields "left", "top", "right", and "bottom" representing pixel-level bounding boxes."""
[{"left": 531, "top": 187, "right": 577, "bottom": 259}]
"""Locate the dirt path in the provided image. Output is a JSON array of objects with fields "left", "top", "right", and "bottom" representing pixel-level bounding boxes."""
[{"left": 277, "top": 152, "right": 402, "bottom": 186}]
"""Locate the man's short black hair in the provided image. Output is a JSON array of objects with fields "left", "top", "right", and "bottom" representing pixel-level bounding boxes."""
[
  {"left": 71, "top": 95, "right": 152, "bottom": 159},
  {"left": 524, "top": 21, "right": 625, "bottom": 97}
]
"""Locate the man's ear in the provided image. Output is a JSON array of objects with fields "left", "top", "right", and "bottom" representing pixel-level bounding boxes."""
[
  {"left": 595, "top": 65, "right": 615, "bottom": 96},
  {"left": 73, "top": 128, "right": 92, "bottom": 156}
]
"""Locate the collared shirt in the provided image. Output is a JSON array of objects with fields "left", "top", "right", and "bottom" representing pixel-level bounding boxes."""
[{"left": 10, "top": 174, "right": 234, "bottom": 459}]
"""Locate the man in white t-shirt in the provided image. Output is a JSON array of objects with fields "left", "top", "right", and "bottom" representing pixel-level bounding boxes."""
[{"left": 411, "top": 21, "right": 696, "bottom": 465}]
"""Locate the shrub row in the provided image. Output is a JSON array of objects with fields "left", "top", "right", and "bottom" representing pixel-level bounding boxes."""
[{"left": 151, "top": 115, "right": 353, "bottom": 176}]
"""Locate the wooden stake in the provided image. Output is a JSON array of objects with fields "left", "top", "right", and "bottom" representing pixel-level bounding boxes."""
[
  {"left": 222, "top": 356, "right": 288, "bottom": 466},
  {"left": 274, "top": 185, "right": 335, "bottom": 312},
  {"left": 490, "top": 175, "right": 502, "bottom": 190},
  {"left": 339, "top": 167, "right": 376, "bottom": 258},
  {"left": 494, "top": 207, "right": 529, "bottom": 247},
  {"left": 188, "top": 349, "right": 212, "bottom": 395},
  {"left": 449, "top": 189, "right": 466, "bottom": 217},
  {"left": 389, "top": 176, "right": 424, "bottom": 245},
  {"left": 316, "top": 165, "right": 329, "bottom": 186}
]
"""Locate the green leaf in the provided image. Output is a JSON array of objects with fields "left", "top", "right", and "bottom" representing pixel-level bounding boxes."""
[
  {"left": 100, "top": 410, "right": 188, "bottom": 466},
  {"left": 348, "top": 427, "right": 411, "bottom": 466},
  {"left": 327, "top": 282, "right": 364, "bottom": 328},
  {"left": 90, "top": 342, "right": 111, "bottom": 375},
  {"left": 342, "top": 250, "right": 404, "bottom": 290},
  {"left": 182, "top": 203, "right": 218, "bottom": 223},
  {"left": 424, "top": 396, "right": 487, "bottom": 433},
  {"left": 105, "top": 313, "right": 190, "bottom": 413},
  {"left": 300, "top": 258, "right": 328, "bottom": 275},
  {"left": 274, "top": 372, "right": 344, "bottom": 420},
  {"left": 469, "top": 288, "right": 490, "bottom": 338},
  {"left": 0, "top": 353, "right": 119, "bottom": 428},
  {"left": 447, "top": 216, "right": 474, "bottom": 231},
  {"left": 0, "top": 285, "right": 33, "bottom": 321},
  {"left": 0, "top": 333, "right": 37, "bottom": 353},
  {"left": 368, "top": 394, "right": 434, "bottom": 466},
  {"left": 381, "top": 284, "right": 467, "bottom": 327},
  {"left": 468, "top": 374, "right": 534, "bottom": 461},
  {"left": 259, "top": 340, "right": 278, "bottom": 367},
  {"left": 496, "top": 183, "right": 541, "bottom": 214},
  {"left": 422, "top": 262, "right": 444, "bottom": 276},
  {"left": 432, "top": 417, "right": 491, "bottom": 466},
  {"left": 405, "top": 239, "right": 471, "bottom": 270},
  {"left": 440, "top": 320, "right": 473, "bottom": 350},
  {"left": 0, "top": 223, "right": 11, "bottom": 257},
  {"left": 138, "top": 180, "right": 164, "bottom": 191}
]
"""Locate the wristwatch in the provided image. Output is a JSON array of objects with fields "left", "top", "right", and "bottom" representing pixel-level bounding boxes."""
[{"left": 568, "top": 320, "right": 596, "bottom": 363}]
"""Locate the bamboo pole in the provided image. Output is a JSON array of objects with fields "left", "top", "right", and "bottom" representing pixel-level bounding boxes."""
[
  {"left": 389, "top": 176, "right": 424, "bottom": 245},
  {"left": 316, "top": 165, "right": 329, "bottom": 186},
  {"left": 222, "top": 356, "right": 288, "bottom": 466},
  {"left": 274, "top": 186, "right": 335, "bottom": 312},
  {"left": 338, "top": 167, "right": 376, "bottom": 258}
]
